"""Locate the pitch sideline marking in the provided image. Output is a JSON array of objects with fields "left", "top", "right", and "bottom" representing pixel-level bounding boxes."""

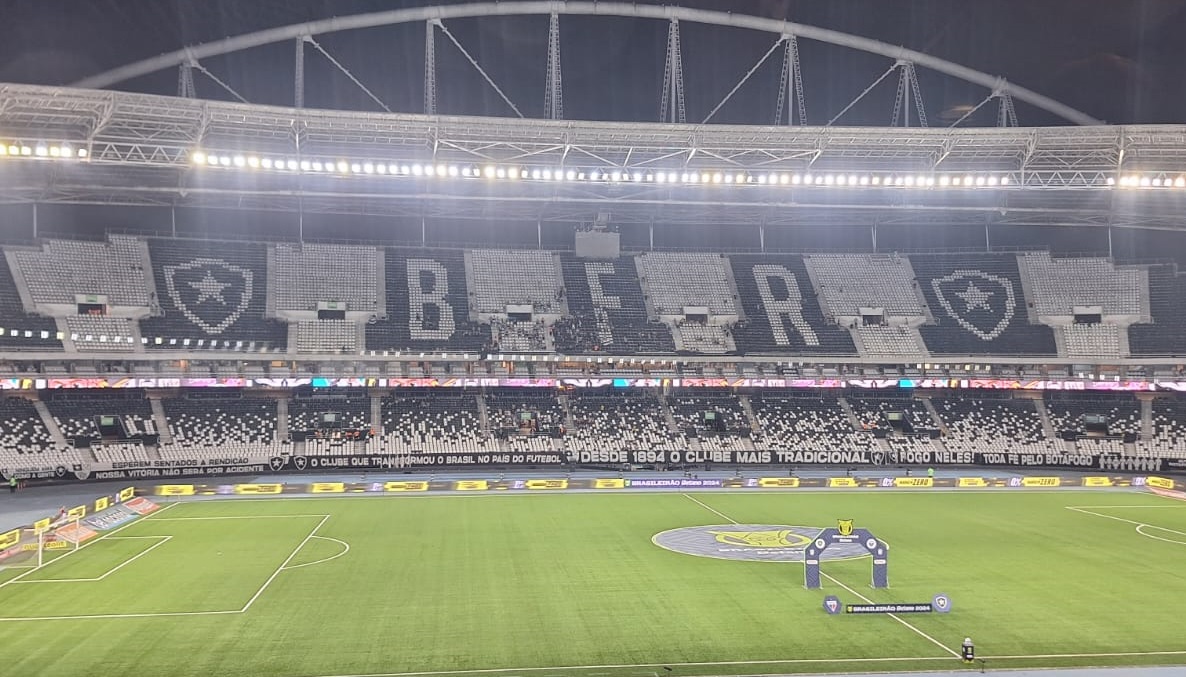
[
  {"left": 281, "top": 535, "right": 351, "bottom": 571},
  {"left": 0, "top": 501, "right": 181, "bottom": 592},
  {"left": 13, "top": 535, "right": 172, "bottom": 584},
  {"left": 148, "top": 514, "right": 334, "bottom": 520},
  {"left": 305, "top": 648, "right": 1186, "bottom": 677},
  {"left": 679, "top": 493, "right": 960, "bottom": 659}
]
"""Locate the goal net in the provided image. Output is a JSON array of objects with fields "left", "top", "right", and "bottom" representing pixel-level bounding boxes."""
[{"left": 0, "top": 517, "right": 92, "bottom": 572}]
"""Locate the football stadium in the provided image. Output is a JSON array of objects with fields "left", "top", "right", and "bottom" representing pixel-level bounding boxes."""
[{"left": 2, "top": 3, "right": 1186, "bottom": 676}]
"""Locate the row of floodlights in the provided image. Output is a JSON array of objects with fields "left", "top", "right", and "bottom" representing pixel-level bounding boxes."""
[
  {"left": 191, "top": 151, "right": 1019, "bottom": 187},
  {"left": 0, "top": 144, "right": 88, "bottom": 159}
]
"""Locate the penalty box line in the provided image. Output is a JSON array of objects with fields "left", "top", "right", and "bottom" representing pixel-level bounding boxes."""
[
  {"left": 13, "top": 535, "right": 173, "bottom": 584},
  {"left": 1065, "top": 506, "right": 1186, "bottom": 545},
  {"left": 0, "top": 511, "right": 332, "bottom": 622},
  {"left": 680, "top": 493, "right": 960, "bottom": 659}
]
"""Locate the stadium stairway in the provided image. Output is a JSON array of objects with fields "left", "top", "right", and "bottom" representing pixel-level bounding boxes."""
[
  {"left": 476, "top": 394, "right": 491, "bottom": 440},
  {"left": 919, "top": 395, "right": 950, "bottom": 435},
  {"left": 738, "top": 394, "right": 762, "bottom": 434},
  {"left": 148, "top": 394, "right": 173, "bottom": 445},
  {"left": 32, "top": 399, "right": 68, "bottom": 448},
  {"left": 370, "top": 394, "right": 383, "bottom": 433},
  {"left": 276, "top": 397, "right": 289, "bottom": 441},
  {"left": 837, "top": 397, "right": 862, "bottom": 431},
  {"left": 1141, "top": 398, "right": 1153, "bottom": 439}
]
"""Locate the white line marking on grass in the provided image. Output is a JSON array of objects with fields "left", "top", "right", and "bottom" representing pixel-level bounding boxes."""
[
  {"left": 679, "top": 493, "right": 960, "bottom": 659},
  {"left": 0, "top": 609, "right": 243, "bottom": 622},
  {"left": 0, "top": 501, "right": 180, "bottom": 592},
  {"left": 14, "top": 536, "right": 172, "bottom": 583},
  {"left": 1136, "top": 524, "right": 1186, "bottom": 546},
  {"left": 148, "top": 514, "right": 332, "bottom": 520},
  {"left": 240, "top": 514, "right": 331, "bottom": 612},
  {"left": 281, "top": 535, "right": 351, "bottom": 570}
]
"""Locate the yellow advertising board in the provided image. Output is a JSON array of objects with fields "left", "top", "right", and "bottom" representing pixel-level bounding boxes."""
[
  {"left": 893, "top": 477, "right": 934, "bottom": 488},
  {"left": 593, "top": 479, "right": 625, "bottom": 489},
  {"left": 1083, "top": 477, "right": 1115, "bottom": 488},
  {"left": 310, "top": 482, "right": 346, "bottom": 494},
  {"left": 232, "top": 484, "right": 283, "bottom": 495},
  {"left": 1021, "top": 477, "right": 1061, "bottom": 488},
  {"left": 94, "top": 496, "right": 111, "bottom": 512},
  {"left": 154, "top": 484, "right": 195, "bottom": 496},
  {"left": 1147, "top": 476, "right": 1175, "bottom": 490},
  {"left": 525, "top": 479, "right": 568, "bottom": 490},
  {"left": 0, "top": 528, "right": 19, "bottom": 550},
  {"left": 828, "top": 477, "right": 858, "bottom": 488},
  {"left": 757, "top": 477, "right": 801, "bottom": 488},
  {"left": 958, "top": 478, "right": 988, "bottom": 488},
  {"left": 66, "top": 505, "right": 87, "bottom": 519},
  {"left": 383, "top": 481, "right": 428, "bottom": 492},
  {"left": 117, "top": 487, "right": 135, "bottom": 502},
  {"left": 33, "top": 518, "right": 51, "bottom": 534},
  {"left": 454, "top": 480, "right": 489, "bottom": 491}
]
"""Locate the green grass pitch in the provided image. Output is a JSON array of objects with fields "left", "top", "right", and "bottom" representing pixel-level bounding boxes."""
[{"left": 1, "top": 490, "right": 1185, "bottom": 677}]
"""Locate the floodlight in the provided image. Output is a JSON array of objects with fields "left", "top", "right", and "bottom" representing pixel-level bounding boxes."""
[
  {"left": 1000, "top": 176, "right": 1009, "bottom": 185},
  {"left": 311, "top": 161, "right": 324, "bottom": 172},
  {"left": 286, "top": 160, "right": 298, "bottom": 170},
  {"left": 1139, "top": 176, "right": 1151, "bottom": 187},
  {"left": 411, "top": 164, "right": 423, "bottom": 175},
  {"left": 779, "top": 174, "right": 790, "bottom": 185},
  {"left": 77, "top": 148, "right": 88, "bottom": 158},
  {"left": 495, "top": 168, "right": 506, "bottom": 179},
  {"left": 974, "top": 176, "right": 986, "bottom": 186},
  {"left": 19, "top": 146, "right": 31, "bottom": 156},
  {"left": 987, "top": 176, "right": 998, "bottom": 186},
  {"left": 531, "top": 169, "right": 542, "bottom": 180},
  {"left": 801, "top": 173, "right": 811, "bottom": 184},
  {"left": 566, "top": 170, "right": 577, "bottom": 180},
  {"left": 1176, "top": 177, "right": 1185, "bottom": 188},
  {"left": 859, "top": 175, "right": 870, "bottom": 186},
  {"left": 656, "top": 172, "right": 667, "bottom": 183},
  {"left": 191, "top": 151, "right": 206, "bottom": 164},
  {"left": 350, "top": 163, "right": 361, "bottom": 173},
  {"left": 299, "top": 160, "right": 311, "bottom": 171},
  {"left": 218, "top": 156, "right": 231, "bottom": 166},
  {"left": 49, "top": 146, "right": 61, "bottom": 157},
  {"left": 247, "top": 156, "right": 260, "bottom": 168},
  {"left": 233, "top": 156, "right": 246, "bottom": 167},
  {"left": 362, "top": 163, "right": 374, "bottom": 174},
  {"left": 34, "top": 146, "right": 48, "bottom": 157}
]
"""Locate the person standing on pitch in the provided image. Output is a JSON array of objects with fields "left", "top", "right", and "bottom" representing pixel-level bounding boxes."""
[
  {"left": 7, "top": 475, "right": 15, "bottom": 494},
  {"left": 962, "top": 637, "right": 974, "bottom": 663},
  {"left": 927, "top": 467, "right": 935, "bottom": 480}
]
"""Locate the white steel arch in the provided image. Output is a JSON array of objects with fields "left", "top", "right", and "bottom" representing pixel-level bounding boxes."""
[{"left": 71, "top": 1, "right": 1102, "bottom": 126}]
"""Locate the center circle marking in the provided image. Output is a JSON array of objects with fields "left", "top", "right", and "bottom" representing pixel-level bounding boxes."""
[{"left": 652, "top": 524, "right": 871, "bottom": 562}]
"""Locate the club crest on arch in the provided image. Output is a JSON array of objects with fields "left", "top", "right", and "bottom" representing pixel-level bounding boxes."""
[
  {"left": 931, "top": 270, "right": 1016, "bottom": 341},
  {"left": 163, "top": 258, "right": 253, "bottom": 335}
]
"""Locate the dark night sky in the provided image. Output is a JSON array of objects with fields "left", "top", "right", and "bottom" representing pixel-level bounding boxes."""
[{"left": 3, "top": 0, "right": 1185, "bottom": 125}]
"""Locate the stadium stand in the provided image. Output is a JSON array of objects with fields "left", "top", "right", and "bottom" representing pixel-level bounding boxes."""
[
  {"left": 932, "top": 395, "right": 1057, "bottom": 454},
  {"left": 8, "top": 235, "right": 150, "bottom": 307},
  {"left": 566, "top": 390, "right": 685, "bottom": 452},
  {"left": 555, "top": 256, "right": 675, "bottom": 355},
  {"left": 295, "top": 320, "right": 358, "bottom": 354},
  {"left": 289, "top": 393, "right": 370, "bottom": 433},
  {"left": 371, "top": 390, "right": 495, "bottom": 453},
  {"left": 0, "top": 398, "right": 60, "bottom": 466},
  {"left": 674, "top": 321, "right": 734, "bottom": 354},
  {"left": 1018, "top": 252, "right": 1145, "bottom": 316},
  {"left": 65, "top": 316, "right": 138, "bottom": 352},
  {"left": 1046, "top": 392, "right": 1141, "bottom": 456},
  {"left": 490, "top": 319, "right": 550, "bottom": 352},
  {"left": 0, "top": 255, "right": 61, "bottom": 349},
  {"left": 910, "top": 253, "right": 1057, "bottom": 355},
  {"left": 729, "top": 256, "right": 856, "bottom": 356},
  {"left": 271, "top": 243, "right": 381, "bottom": 313},
  {"left": 1139, "top": 398, "right": 1186, "bottom": 458},
  {"left": 854, "top": 325, "right": 926, "bottom": 357},
  {"left": 847, "top": 393, "right": 931, "bottom": 430},
  {"left": 666, "top": 390, "right": 749, "bottom": 434},
  {"left": 44, "top": 391, "right": 154, "bottom": 443},
  {"left": 366, "top": 249, "right": 490, "bottom": 353},
  {"left": 467, "top": 249, "right": 563, "bottom": 314},
  {"left": 140, "top": 238, "right": 287, "bottom": 349},
  {"left": 1129, "top": 264, "right": 1186, "bottom": 356},
  {"left": 749, "top": 393, "right": 876, "bottom": 452},
  {"left": 1061, "top": 323, "right": 1124, "bottom": 358},
  {"left": 485, "top": 389, "right": 563, "bottom": 453},
  {"left": 805, "top": 254, "right": 923, "bottom": 318},
  {"left": 160, "top": 392, "right": 281, "bottom": 460},
  {"left": 635, "top": 252, "right": 738, "bottom": 315}
]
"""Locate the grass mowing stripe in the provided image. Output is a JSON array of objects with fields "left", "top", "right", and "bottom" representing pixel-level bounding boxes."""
[{"left": 680, "top": 493, "right": 961, "bottom": 659}]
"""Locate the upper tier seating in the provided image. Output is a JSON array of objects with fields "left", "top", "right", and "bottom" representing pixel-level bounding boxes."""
[
  {"left": 805, "top": 254, "right": 923, "bottom": 317},
  {"left": 566, "top": 390, "right": 685, "bottom": 453},
  {"left": 371, "top": 391, "right": 495, "bottom": 453},
  {"left": 1129, "top": 265, "right": 1186, "bottom": 356},
  {"left": 636, "top": 252, "right": 738, "bottom": 315},
  {"left": 910, "top": 253, "right": 1057, "bottom": 355},
  {"left": 9, "top": 235, "right": 150, "bottom": 306},
  {"left": 366, "top": 249, "right": 489, "bottom": 353},
  {"left": 855, "top": 325, "right": 925, "bottom": 357},
  {"left": 0, "top": 255, "right": 61, "bottom": 349},
  {"left": 45, "top": 391, "right": 153, "bottom": 442},
  {"left": 295, "top": 320, "right": 358, "bottom": 354},
  {"left": 289, "top": 394, "right": 370, "bottom": 433},
  {"left": 160, "top": 393, "right": 281, "bottom": 460},
  {"left": 674, "top": 321, "right": 734, "bottom": 354},
  {"left": 271, "top": 243, "right": 380, "bottom": 313},
  {"left": 141, "top": 239, "right": 287, "bottom": 349},
  {"left": 750, "top": 394, "right": 876, "bottom": 452},
  {"left": 555, "top": 256, "right": 674, "bottom": 355},
  {"left": 1062, "top": 324, "right": 1123, "bottom": 359},
  {"left": 1019, "top": 252, "right": 1145, "bottom": 316},
  {"left": 729, "top": 256, "right": 856, "bottom": 355},
  {"left": 65, "top": 316, "right": 137, "bottom": 352},
  {"left": 932, "top": 395, "right": 1059, "bottom": 454},
  {"left": 467, "top": 250, "right": 562, "bottom": 314},
  {"left": 490, "top": 319, "right": 549, "bottom": 353}
]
